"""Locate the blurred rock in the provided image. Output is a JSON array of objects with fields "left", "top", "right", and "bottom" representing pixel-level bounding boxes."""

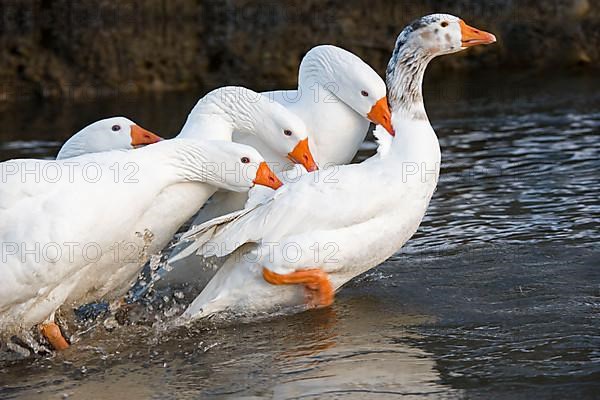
[{"left": 0, "top": 0, "right": 598, "bottom": 103}]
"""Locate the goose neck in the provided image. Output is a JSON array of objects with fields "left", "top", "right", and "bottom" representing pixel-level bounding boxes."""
[
  {"left": 178, "top": 88, "right": 263, "bottom": 141},
  {"left": 144, "top": 139, "right": 213, "bottom": 184},
  {"left": 386, "top": 43, "right": 433, "bottom": 122},
  {"left": 385, "top": 41, "right": 440, "bottom": 166},
  {"left": 56, "top": 137, "right": 85, "bottom": 159},
  {"left": 298, "top": 50, "right": 334, "bottom": 90}
]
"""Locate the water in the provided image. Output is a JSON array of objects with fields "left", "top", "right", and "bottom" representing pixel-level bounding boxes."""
[{"left": 0, "top": 72, "right": 599, "bottom": 399}]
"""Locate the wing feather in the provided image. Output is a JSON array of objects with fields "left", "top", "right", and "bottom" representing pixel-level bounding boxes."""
[{"left": 176, "top": 162, "right": 390, "bottom": 259}]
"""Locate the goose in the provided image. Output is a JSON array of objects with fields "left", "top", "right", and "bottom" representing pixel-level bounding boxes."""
[
  {"left": 177, "top": 86, "right": 317, "bottom": 173},
  {"left": 56, "top": 117, "right": 163, "bottom": 160},
  {"left": 263, "top": 45, "right": 394, "bottom": 166},
  {"left": 92, "top": 86, "right": 317, "bottom": 300},
  {"left": 160, "top": 46, "right": 394, "bottom": 285},
  {"left": 174, "top": 14, "right": 496, "bottom": 323},
  {"left": 0, "top": 139, "right": 282, "bottom": 350}
]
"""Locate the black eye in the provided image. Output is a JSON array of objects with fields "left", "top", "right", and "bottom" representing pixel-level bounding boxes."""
[
  {"left": 441, "top": 21, "right": 449, "bottom": 28},
  {"left": 112, "top": 125, "right": 121, "bottom": 131},
  {"left": 241, "top": 157, "right": 250, "bottom": 164},
  {"left": 361, "top": 90, "right": 369, "bottom": 97},
  {"left": 283, "top": 129, "right": 293, "bottom": 136}
]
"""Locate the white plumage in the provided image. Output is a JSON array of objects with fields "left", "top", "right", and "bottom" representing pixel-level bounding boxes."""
[
  {"left": 175, "top": 14, "right": 497, "bottom": 322},
  {"left": 0, "top": 139, "right": 276, "bottom": 335}
]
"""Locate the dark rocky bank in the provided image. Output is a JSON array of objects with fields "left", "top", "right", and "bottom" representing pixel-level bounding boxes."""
[{"left": 0, "top": 0, "right": 598, "bottom": 103}]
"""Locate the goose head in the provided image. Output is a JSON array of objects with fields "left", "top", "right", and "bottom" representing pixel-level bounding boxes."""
[
  {"left": 299, "top": 45, "right": 394, "bottom": 136},
  {"left": 56, "top": 117, "right": 162, "bottom": 160},
  {"left": 393, "top": 14, "right": 496, "bottom": 57},
  {"left": 251, "top": 100, "right": 318, "bottom": 172},
  {"left": 179, "top": 87, "right": 318, "bottom": 172},
  {"left": 387, "top": 15, "right": 496, "bottom": 118},
  {"left": 195, "top": 140, "right": 283, "bottom": 192}
]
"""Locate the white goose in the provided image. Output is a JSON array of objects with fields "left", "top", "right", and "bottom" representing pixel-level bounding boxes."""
[
  {"left": 0, "top": 139, "right": 282, "bottom": 350},
  {"left": 92, "top": 86, "right": 317, "bottom": 299},
  {"left": 56, "top": 117, "right": 162, "bottom": 160},
  {"left": 178, "top": 86, "right": 317, "bottom": 173},
  {"left": 175, "top": 14, "right": 496, "bottom": 322},
  {"left": 263, "top": 45, "right": 394, "bottom": 166}
]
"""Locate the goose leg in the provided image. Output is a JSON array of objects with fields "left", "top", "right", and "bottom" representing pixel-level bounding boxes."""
[
  {"left": 40, "top": 315, "right": 69, "bottom": 351},
  {"left": 262, "top": 267, "right": 334, "bottom": 308}
]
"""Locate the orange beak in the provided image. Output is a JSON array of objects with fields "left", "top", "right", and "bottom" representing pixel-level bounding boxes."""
[
  {"left": 287, "top": 138, "right": 318, "bottom": 172},
  {"left": 460, "top": 20, "right": 497, "bottom": 47},
  {"left": 367, "top": 96, "right": 394, "bottom": 136},
  {"left": 253, "top": 161, "right": 283, "bottom": 190},
  {"left": 130, "top": 125, "right": 163, "bottom": 147}
]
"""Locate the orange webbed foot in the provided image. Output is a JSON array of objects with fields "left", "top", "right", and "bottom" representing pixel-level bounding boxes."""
[
  {"left": 40, "top": 322, "right": 70, "bottom": 351},
  {"left": 262, "top": 267, "right": 334, "bottom": 308}
]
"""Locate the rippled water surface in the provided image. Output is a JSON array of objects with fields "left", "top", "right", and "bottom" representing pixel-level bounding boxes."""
[{"left": 0, "top": 73, "right": 599, "bottom": 399}]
